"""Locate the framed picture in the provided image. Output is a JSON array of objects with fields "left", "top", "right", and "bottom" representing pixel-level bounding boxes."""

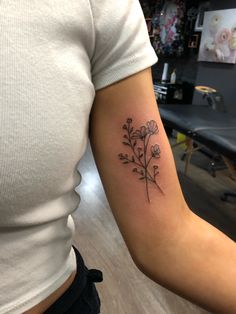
[
  {"left": 198, "top": 9, "right": 236, "bottom": 64},
  {"left": 195, "top": 2, "right": 210, "bottom": 32},
  {"left": 158, "top": 0, "right": 185, "bottom": 56}
]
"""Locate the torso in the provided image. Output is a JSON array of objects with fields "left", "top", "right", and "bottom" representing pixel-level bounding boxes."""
[
  {"left": 23, "top": 270, "right": 77, "bottom": 314},
  {"left": 0, "top": 3, "right": 92, "bottom": 313}
]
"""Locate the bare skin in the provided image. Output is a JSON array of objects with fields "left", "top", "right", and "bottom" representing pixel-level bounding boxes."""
[{"left": 23, "top": 270, "right": 77, "bottom": 314}]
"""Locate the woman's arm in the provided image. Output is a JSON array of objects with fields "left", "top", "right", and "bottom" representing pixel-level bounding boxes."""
[{"left": 89, "top": 67, "right": 236, "bottom": 314}]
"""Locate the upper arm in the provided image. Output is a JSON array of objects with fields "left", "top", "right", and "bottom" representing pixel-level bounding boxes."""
[{"left": 89, "top": 68, "right": 190, "bottom": 261}]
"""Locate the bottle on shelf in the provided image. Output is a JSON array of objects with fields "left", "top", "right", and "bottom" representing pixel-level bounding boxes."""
[
  {"left": 170, "top": 68, "right": 176, "bottom": 84},
  {"left": 161, "top": 63, "right": 169, "bottom": 84}
]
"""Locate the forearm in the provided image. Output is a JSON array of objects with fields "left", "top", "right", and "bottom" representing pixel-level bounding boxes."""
[{"left": 137, "top": 210, "right": 236, "bottom": 314}]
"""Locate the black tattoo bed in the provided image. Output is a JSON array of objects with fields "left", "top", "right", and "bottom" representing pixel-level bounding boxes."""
[{"left": 159, "top": 104, "right": 236, "bottom": 201}]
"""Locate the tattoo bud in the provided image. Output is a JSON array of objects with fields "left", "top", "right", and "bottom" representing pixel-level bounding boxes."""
[
  {"left": 123, "top": 124, "right": 127, "bottom": 130},
  {"left": 133, "top": 168, "right": 138, "bottom": 173},
  {"left": 118, "top": 153, "right": 124, "bottom": 160},
  {"left": 127, "top": 118, "right": 132, "bottom": 124},
  {"left": 151, "top": 144, "right": 161, "bottom": 158}
]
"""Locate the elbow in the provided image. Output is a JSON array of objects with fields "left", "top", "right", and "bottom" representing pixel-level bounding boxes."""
[{"left": 128, "top": 206, "right": 193, "bottom": 283}]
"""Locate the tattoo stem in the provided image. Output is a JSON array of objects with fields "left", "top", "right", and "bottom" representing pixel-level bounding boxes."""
[
  {"left": 122, "top": 156, "right": 143, "bottom": 168},
  {"left": 144, "top": 135, "right": 150, "bottom": 203},
  {"left": 127, "top": 125, "right": 145, "bottom": 168},
  {"left": 147, "top": 156, "right": 153, "bottom": 167}
]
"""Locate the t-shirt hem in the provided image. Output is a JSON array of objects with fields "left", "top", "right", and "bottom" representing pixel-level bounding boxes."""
[
  {"left": 93, "top": 49, "right": 158, "bottom": 91},
  {"left": 0, "top": 248, "right": 77, "bottom": 314}
]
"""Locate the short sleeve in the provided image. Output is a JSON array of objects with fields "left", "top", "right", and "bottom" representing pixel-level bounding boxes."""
[{"left": 90, "top": 0, "right": 158, "bottom": 91}]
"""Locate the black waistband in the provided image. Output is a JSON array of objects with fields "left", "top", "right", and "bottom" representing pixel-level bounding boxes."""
[{"left": 44, "top": 245, "right": 92, "bottom": 314}]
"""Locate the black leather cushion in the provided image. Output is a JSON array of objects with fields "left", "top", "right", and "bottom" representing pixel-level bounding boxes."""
[
  {"left": 194, "top": 128, "right": 236, "bottom": 161},
  {"left": 159, "top": 104, "right": 236, "bottom": 160}
]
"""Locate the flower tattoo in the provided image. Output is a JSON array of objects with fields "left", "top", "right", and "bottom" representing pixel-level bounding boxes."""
[{"left": 118, "top": 118, "right": 164, "bottom": 203}]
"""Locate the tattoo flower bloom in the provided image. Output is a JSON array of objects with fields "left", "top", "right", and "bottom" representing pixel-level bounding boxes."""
[
  {"left": 147, "top": 120, "right": 158, "bottom": 134},
  {"left": 151, "top": 144, "right": 161, "bottom": 158},
  {"left": 118, "top": 118, "right": 164, "bottom": 202}
]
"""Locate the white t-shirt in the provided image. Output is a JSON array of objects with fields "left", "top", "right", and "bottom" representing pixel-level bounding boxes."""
[{"left": 0, "top": 0, "right": 157, "bottom": 313}]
